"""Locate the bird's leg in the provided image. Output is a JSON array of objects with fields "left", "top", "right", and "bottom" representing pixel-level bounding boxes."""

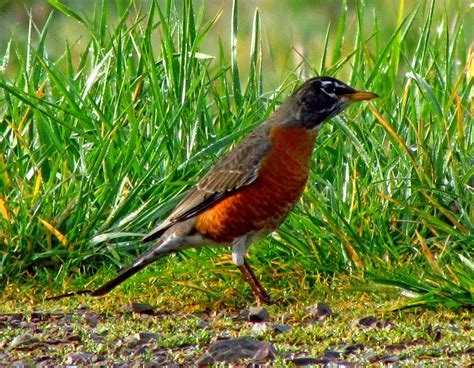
[
  {"left": 237, "top": 262, "right": 271, "bottom": 306},
  {"left": 243, "top": 258, "right": 273, "bottom": 304},
  {"left": 236, "top": 257, "right": 273, "bottom": 305},
  {"left": 232, "top": 237, "right": 273, "bottom": 305}
]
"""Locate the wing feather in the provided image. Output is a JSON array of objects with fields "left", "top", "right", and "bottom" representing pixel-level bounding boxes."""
[{"left": 143, "top": 124, "right": 272, "bottom": 242}]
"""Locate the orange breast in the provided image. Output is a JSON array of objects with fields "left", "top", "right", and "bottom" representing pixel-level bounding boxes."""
[{"left": 195, "top": 125, "right": 317, "bottom": 243}]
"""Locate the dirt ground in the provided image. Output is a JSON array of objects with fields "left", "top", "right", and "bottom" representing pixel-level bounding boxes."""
[{"left": 1, "top": 297, "right": 472, "bottom": 366}]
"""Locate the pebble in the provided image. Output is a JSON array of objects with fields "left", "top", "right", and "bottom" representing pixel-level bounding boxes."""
[
  {"left": 251, "top": 323, "right": 269, "bottom": 334},
  {"left": 289, "top": 357, "right": 326, "bottom": 366},
  {"left": 248, "top": 306, "right": 270, "bottom": 322},
  {"left": 305, "top": 302, "right": 333, "bottom": 320},
  {"left": 128, "top": 302, "right": 155, "bottom": 315},
  {"left": 196, "top": 336, "right": 277, "bottom": 364},
  {"left": 124, "top": 332, "right": 158, "bottom": 347},
  {"left": 273, "top": 323, "right": 291, "bottom": 333},
  {"left": 10, "top": 334, "right": 40, "bottom": 349},
  {"left": 65, "top": 352, "right": 104, "bottom": 364}
]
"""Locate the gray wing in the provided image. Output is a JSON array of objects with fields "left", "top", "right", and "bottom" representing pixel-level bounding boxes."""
[{"left": 143, "top": 123, "right": 272, "bottom": 242}]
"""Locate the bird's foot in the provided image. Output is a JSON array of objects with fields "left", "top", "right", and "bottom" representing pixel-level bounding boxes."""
[{"left": 255, "top": 290, "right": 276, "bottom": 306}]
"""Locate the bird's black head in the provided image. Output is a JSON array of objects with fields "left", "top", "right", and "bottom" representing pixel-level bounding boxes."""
[{"left": 293, "top": 76, "right": 378, "bottom": 129}]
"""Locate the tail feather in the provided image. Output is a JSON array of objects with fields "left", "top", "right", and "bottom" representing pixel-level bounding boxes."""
[
  {"left": 90, "top": 263, "right": 150, "bottom": 296},
  {"left": 47, "top": 241, "right": 172, "bottom": 301},
  {"left": 90, "top": 247, "right": 173, "bottom": 296}
]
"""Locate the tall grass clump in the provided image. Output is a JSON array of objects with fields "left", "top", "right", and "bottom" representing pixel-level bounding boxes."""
[
  {"left": 0, "top": 0, "right": 472, "bottom": 307},
  {"left": 0, "top": 0, "right": 281, "bottom": 282}
]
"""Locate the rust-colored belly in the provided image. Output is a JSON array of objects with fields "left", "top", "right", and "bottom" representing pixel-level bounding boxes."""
[{"left": 195, "top": 125, "right": 317, "bottom": 243}]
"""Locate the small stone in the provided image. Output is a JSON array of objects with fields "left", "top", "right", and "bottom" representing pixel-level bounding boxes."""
[
  {"left": 67, "top": 335, "right": 81, "bottom": 343},
  {"left": 8, "top": 314, "right": 23, "bottom": 323},
  {"left": 305, "top": 302, "right": 333, "bottom": 320},
  {"left": 35, "top": 358, "right": 56, "bottom": 367},
  {"left": 139, "top": 332, "right": 158, "bottom": 341},
  {"left": 196, "top": 353, "right": 213, "bottom": 366},
  {"left": 10, "top": 334, "right": 40, "bottom": 349},
  {"left": 322, "top": 349, "right": 342, "bottom": 359},
  {"left": 65, "top": 352, "right": 96, "bottom": 364},
  {"left": 248, "top": 307, "right": 270, "bottom": 322},
  {"left": 128, "top": 302, "right": 155, "bottom": 315},
  {"left": 382, "top": 355, "right": 401, "bottom": 363},
  {"left": 272, "top": 323, "right": 291, "bottom": 333},
  {"left": 251, "top": 323, "right": 269, "bottom": 334},
  {"left": 289, "top": 357, "right": 327, "bottom": 366},
  {"left": 363, "top": 352, "right": 379, "bottom": 362},
  {"left": 357, "top": 316, "right": 378, "bottom": 328},
  {"left": 234, "top": 309, "right": 250, "bottom": 320},
  {"left": 41, "top": 338, "right": 64, "bottom": 345},
  {"left": 58, "top": 314, "right": 73, "bottom": 324},
  {"left": 83, "top": 312, "right": 101, "bottom": 327},
  {"left": 353, "top": 316, "right": 393, "bottom": 330},
  {"left": 51, "top": 309, "right": 65, "bottom": 319},
  {"left": 199, "top": 336, "right": 277, "bottom": 363},
  {"left": 316, "top": 302, "right": 332, "bottom": 316},
  {"left": 340, "top": 343, "right": 365, "bottom": 354},
  {"left": 124, "top": 334, "right": 141, "bottom": 348},
  {"left": 376, "top": 319, "right": 394, "bottom": 329},
  {"left": 30, "top": 311, "right": 50, "bottom": 322},
  {"left": 386, "top": 343, "right": 406, "bottom": 352},
  {"left": 254, "top": 342, "right": 277, "bottom": 361},
  {"left": 125, "top": 332, "right": 158, "bottom": 347}
]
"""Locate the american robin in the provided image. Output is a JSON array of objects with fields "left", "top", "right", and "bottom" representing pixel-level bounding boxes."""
[{"left": 49, "top": 76, "right": 377, "bottom": 305}]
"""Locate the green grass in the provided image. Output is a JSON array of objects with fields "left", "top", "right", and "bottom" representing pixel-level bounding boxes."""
[{"left": 0, "top": 0, "right": 473, "bottom": 309}]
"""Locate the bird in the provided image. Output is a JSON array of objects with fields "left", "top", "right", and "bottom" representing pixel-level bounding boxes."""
[{"left": 48, "top": 76, "right": 377, "bottom": 305}]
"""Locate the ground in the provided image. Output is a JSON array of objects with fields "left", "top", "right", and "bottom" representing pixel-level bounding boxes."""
[{"left": 1, "top": 276, "right": 472, "bottom": 366}]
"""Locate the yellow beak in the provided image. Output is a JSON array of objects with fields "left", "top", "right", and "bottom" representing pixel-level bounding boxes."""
[{"left": 346, "top": 90, "right": 379, "bottom": 102}]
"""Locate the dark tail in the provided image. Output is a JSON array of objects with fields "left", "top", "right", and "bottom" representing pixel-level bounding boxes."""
[{"left": 47, "top": 242, "right": 172, "bottom": 301}]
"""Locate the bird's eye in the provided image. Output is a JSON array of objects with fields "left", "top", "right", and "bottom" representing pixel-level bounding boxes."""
[{"left": 323, "top": 85, "right": 336, "bottom": 95}]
